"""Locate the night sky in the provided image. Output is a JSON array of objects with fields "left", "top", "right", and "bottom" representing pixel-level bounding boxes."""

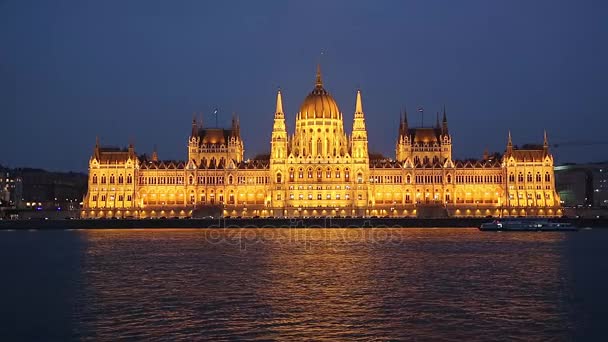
[{"left": 1, "top": 0, "right": 607, "bottom": 172}]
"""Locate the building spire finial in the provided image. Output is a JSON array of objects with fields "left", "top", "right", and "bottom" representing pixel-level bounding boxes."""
[
  {"left": 508, "top": 130, "right": 512, "bottom": 146},
  {"left": 315, "top": 63, "right": 323, "bottom": 88},
  {"left": 543, "top": 129, "right": 548, "bottom": 146}
]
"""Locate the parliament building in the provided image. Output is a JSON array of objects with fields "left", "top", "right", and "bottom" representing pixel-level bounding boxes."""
[{"left": 82, "top": 66, "right": 562, "bottom": 218}]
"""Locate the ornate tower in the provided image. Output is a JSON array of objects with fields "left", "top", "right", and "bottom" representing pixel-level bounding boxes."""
[
  {"left": 270, "top": 90, "right": 288, "bottom": 160},
  {"left": 270, "top": 89, "right": 289, "bottom": 210},
  {"left": 351, "top": 90, "right": 369, "bottom": 160}
]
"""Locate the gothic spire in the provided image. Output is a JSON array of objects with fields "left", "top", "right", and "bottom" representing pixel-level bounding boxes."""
[
  {"left": 191, "top": 113, "right": 198, "bottom": 137},
  {"left": 275, "top": 89, "right": 284, "bottom": 115},
  {"left": 442, "top": 105, "right": 448, "bottom": 134},
  {"left": 355, "top": 89, "right": 363, "bottom": 114}
]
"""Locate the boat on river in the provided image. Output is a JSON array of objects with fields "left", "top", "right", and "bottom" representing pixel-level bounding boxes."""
[{"left": 479, "top": 219, "right": 577, "bottom": 231}]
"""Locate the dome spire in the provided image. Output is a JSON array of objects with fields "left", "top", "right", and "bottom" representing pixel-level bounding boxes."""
[{"left": 315, "top": 63, "right": 323, "bottom": 88}]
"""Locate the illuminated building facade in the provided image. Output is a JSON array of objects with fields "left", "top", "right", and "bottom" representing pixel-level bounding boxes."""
[{"left": 82, "top": 66, "right": 562, "bottom": 218}]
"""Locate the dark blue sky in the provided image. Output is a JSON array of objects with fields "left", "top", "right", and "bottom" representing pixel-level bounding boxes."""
[{"left": 1, "top": 0, "right": 607, "bottom": 172}]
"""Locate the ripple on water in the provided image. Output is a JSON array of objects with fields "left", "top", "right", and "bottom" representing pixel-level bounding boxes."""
[{"left": 72, "top": 228, "right": 574, "bottom": 340}]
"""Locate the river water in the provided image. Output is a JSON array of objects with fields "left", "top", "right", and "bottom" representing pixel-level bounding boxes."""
[{"left": 1, "top": 228, "right": 607, "bottom": 341}]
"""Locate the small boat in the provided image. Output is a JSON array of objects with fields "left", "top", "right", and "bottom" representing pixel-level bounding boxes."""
[{"left": 479, "top": 219, "right": 577, "bottom": 232}]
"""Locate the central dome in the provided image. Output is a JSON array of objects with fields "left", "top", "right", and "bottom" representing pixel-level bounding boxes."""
[{"left": 297, "top": 65, "right": 341, "bottom": 120}]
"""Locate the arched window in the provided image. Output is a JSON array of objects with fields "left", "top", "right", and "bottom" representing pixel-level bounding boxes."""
[
  {"left": 518, "top": 173, "right": 524, "bottom": 182},
  {"left": 229, "top": 175, "right": 234, "bottom": 184},
  {"left": 545, "top": 172, "right": 551, "bottom": 182},
  {"left": 92, "top": 174, "right": 98, "bottom": 184},
  {"left": 527, "top": 173, "right": 532, "bottom": 182},
  {"left": 298, "top": 168, "right": 304, "bottom": 178},
  {"left": 317, "top": 139, "right": 322, "bottom": 155},
  {"left": 423, "top": 156, "right": 429, "bottom": 164},
  {"left": 509, "top": 173, "right": 515, "bottom": 182},
  {"left": 345, "top": 168, "right": 350, "bottom": 180},
  {"left": 127, "top": 175, "right": 133, "bottom": 184},
  {"left": 109, "top": 174, "right": 115, "bottom": 184},
  {"left": 276, "top": 173, "right": 282, "bottom": 183},
  {"left": 101, "top": 175, "right": 107, "bottom": 184},
  {"left": 326, "top": 167, "right": 331, "bottom": 178},
  {"left": 307, "top": 168, "right": 313, "bottom": 178},
  {"left": 316, "top": 168, "right": 322, "bottom": 179},
  {"left": 406, "top": 175, "right": 411, "bottom": 184},
  {"left": 118, "top": 175, "right": 124, "bottom": 184},
  {"left": 289, "top": 169, "right": 294, "bottom": 181},
  {"left": 536, "top": 173, "right": 541, "bottom": 182},
  {"left": 335, "top": 168, "right": 341, "bottom": 178},
  {"left": 189, "top": 176, "right": 194, "bottom": 185},
  {"left": 357, "top": 173, "right": 363, "bottom": 184},
  {"left": 447, "top": 174, "right": 452, "bottom": 183}
]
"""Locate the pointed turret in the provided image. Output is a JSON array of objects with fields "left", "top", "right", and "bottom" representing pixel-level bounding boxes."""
[
  {"left": 191, "top": 114, "right": 198, "bottom": 137},
  {"left": 231, "top": 113, "right": 239, "bottom": 138},
  {"left": 236, "top": 115, "right": 241, "bottom": 138},
  {"left": 399, "top": 110, "right": 404, "bottom": 136},
  {"left": 151, "top": 145, "right": 158, "bottom": 162},
  {"left": 403, "top": 106, "right": 409, "bottom": 132},
  {"left": 436, "top": 112, "right": 440, "bottom": 129},
  {"left": 506, "top": 130, "right": 513, "bottom": 155},
  {"left": 442, "top": 105, "right": 448, "bottom": 134},
  {"left": 543, "top": 130, "right": 549, "bottom": 153},
  {"left": 93, "top": 136, "right": 100, "bottom": 160}
]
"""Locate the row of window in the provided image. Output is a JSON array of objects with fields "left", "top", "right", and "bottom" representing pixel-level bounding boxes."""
[
  {"left": 289, "top": 185, "right": 352, "bottom": 190},
  {"left": 286, "top": 193, "right": 356, "bottom": 201},
  {"left": 454, "top": 175, "right": 503, "bottom": 184},
  {"left": 509, "top": 193, "right": 553, "bottom": 200},
  {"left": 92, "top": 174, "right": 133, "bottom": 185},
  {"left": 139, "top": 176, "right": 185, "bottom": 185},
  {"left": 509, "top": 172, "right": 551, "bottom": 183},
  {"left": 92, "top": 195, "right": 132, "bottom": 202},
  {"left": 369, "top": 175, "right": 403, "bottom": 184},
  {"left": 287, "top": 168, "right": 351, "bottom": 181}
]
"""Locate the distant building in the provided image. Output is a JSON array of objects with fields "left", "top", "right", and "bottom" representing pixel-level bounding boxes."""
[
  {"left": 0, "top": 169, "right": 15, "bottom": 206},
  {"left": 555, "top": 163, "right": 608, "bottom": 208},
  {"left": 13, "top": 168, "right": 87, "bottom": 210},
  {"left": 83, "top": 65, "right": 562, "bottom": 218}
]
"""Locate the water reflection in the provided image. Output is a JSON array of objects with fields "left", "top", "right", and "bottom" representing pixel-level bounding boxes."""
[{"left": 74, "top": 228, "right": 571, "bottom": 340}]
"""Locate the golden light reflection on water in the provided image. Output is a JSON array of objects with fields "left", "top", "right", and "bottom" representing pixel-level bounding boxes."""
[{"left": 74, "top": 228, "right": 570, "bottom": 340}]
